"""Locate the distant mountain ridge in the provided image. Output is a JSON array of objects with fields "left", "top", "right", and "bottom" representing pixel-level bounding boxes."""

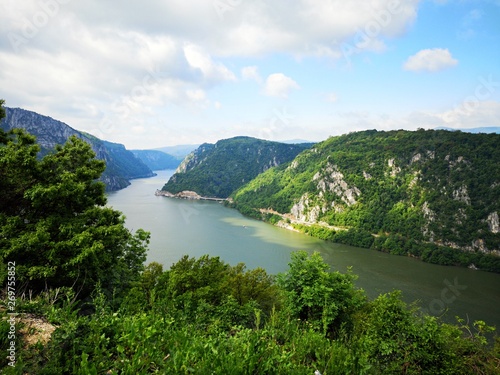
[
  {"left": 154, "top": 144, "right": 200, "bottom": 160},
  {"left": 162, "top": 136, "right": 313, "bottom": 198},
  {"left": 1, "top": 107, "right": 154, "bottom": 191},
  {"left": 435, "top": 126, "right": 500, "bottom": 134},
  {"left": 279, "top": 139, "right": 316, "bottom": 144},
  {"left": 131, "top": 149, "right": 181, "bottom": 171}
]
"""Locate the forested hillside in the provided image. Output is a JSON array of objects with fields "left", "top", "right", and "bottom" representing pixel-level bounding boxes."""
[
  {"left": 162, "top": 136, "right": 313, "bottom": 198},
  {"left": 232, "top": 129, "right": 500, "bottom": 272},
  {"left": 1, "top": 107, "right": 154, "bottom": 191}
]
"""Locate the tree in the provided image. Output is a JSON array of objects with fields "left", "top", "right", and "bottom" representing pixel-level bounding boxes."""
[
  {"left": 277, "top": 251, "right": 365, "bottom": 335},
  {"left": 167, "top": 255, "right": 231, "bottom": 305},
  {"left": 0, "top": 99, "right": 5, "bottom": 123},
  {"left": 0, "top": 111, "right": 149, "bottom": 298},
  {"left": 154, "top": 255, "right": 280, "bottom": 328},
  {"left": 227, "top": 263, "right": 279, "bottom": 316}
]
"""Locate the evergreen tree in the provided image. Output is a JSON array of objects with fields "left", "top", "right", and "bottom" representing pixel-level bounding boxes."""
[{"left": 0, "top": 100, "right": 149, "bottom": 297}]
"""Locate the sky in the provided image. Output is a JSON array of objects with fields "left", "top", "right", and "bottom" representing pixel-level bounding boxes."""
[{"left": 1, "top": 0, "right": 499, "bottom": 149}]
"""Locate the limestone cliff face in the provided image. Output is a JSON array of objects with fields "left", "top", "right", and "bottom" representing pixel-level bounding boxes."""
[
  {"left": 1, "top": 107, "right": 154, "bottom": 191},
  {"left": 313, "top": 163, "right": 361, "bottom": 206},
  {"left": 290, "top": 163, "right": 361, "bottom": 223},
  {"left": 488, "top": 212, "right": 499, "bottom": 234},
  {"left": 173, "top": 143, "right": 215, "bottom": 174}
]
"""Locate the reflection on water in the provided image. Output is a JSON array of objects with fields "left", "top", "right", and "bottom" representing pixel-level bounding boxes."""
[
  {"left": 221, "top": 216, "right": 320, "bottom": 249},
  {"left": 107, "top": 170, "right": 500, "bottom": 329}
]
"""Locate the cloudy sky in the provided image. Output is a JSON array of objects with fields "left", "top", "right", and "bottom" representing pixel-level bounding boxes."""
[{"left": 1, "top": 0, "right": 499, "bottom": 149}]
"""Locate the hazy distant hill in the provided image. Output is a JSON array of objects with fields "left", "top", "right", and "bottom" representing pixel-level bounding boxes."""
[
  {"left": 435, "top": 126, "right": 500, "bottom": 134},
  {"left": 232, "top": 129, "right": 500, "bottom": 272},
  {"left": 1, "top": 107, "right": 154, "bottom": 191},
  {"left": 154, "top": 144, "right": 200, "bottom": 160},
  {"left": 162, "top": 136, "right": 313, "bottom": 198},
  {"left": 279, "top": 139, "right": 316, "bottom": 144},
  {"left": 131, "top": 149, "right": 181, "bottom": 171}
]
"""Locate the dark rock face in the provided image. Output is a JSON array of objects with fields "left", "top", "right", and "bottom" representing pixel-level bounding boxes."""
[{"left": 1, "top": 107, "right": 154, "bottom": 191}]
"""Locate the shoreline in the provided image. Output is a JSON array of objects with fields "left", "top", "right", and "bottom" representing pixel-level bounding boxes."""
[
  {"left": 155, "top": 189, "right": 227, "bottom": 202},
  {"left": 233, "top": 206, "right": 499, "bottom": 273}
]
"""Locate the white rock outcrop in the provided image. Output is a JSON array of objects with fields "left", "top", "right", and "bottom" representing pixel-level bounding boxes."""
[
  {"left": 410, "top": 153, "right": 422, "bottom": 164},
  {"left": 487, "top": 212, "right": 499, "bottom": 233},
  {"left": 290, "top": 163, "right": 361, "bottom": 223},
  {"left": 313, "top": 164, "right": 360, "bottom": 206},
  {"left": 290, "top": 193, "right": 321, "bottom": 223},
  {"left": 452, "top": 185, "right": 471, "bottom": 205},
  {"left": 387, "top": 158, "right": 401, "bottom": 177},
  {"left": 421, "top": 201, "right": 436, "bottom": 240}
]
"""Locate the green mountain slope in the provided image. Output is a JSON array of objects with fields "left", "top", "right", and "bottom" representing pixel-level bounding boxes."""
[
  {"left": 162, "top": 136, "right": 313, "bottom": 198},
  {"left": 1, "top": 107, "right": 154, "bottom": 190},
  {"left": 232, "top": 129, "right": 500, "bottom": 272}
]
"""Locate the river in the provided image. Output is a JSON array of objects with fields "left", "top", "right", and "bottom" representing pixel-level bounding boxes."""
[{"left": 107, "top": 170, "right": 500, "bottom": 328}]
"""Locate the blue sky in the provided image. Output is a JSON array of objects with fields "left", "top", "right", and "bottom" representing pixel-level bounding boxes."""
[{"left": 1, "top": 0, "right": 499, "bottom": 149}]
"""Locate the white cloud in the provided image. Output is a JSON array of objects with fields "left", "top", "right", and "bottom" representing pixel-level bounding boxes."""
[
  {"left": 439, "top": 100, "right": 500, "bottom": 128},
  {"left": 403, "top": 48, "right": 458, "bottom": 72},
  {"left": 398, "top": 101, "right": 500, "bottom": 131},
  {"left": 186, "top": 88, "right": 206, "bottom": 102},
  {"left": 183, "top": 43, "right": 236, "bottom": 85},
  {"left": 0, "top": 0, "right": 442, "bottom": 147},
  {"left": 241, "top": 66, "right": 262, "bottom": 83},
  {"left": 18, "top": 0, "right": 420, "bottom": 58},
  {"left": 263, "top": 73, "right": 300, "bottom": 98},
  {"left": 0, "top": 0, "right": 420, "bottom": 103},
  {"left": 336, "top": 101, "right": 500, "bottom": 132}
]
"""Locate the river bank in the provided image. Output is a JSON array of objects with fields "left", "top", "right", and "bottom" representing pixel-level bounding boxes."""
[
  {"left": 229, "top": 202, "right": 500, "bottom": 273},
  {"left": 155, "top": 189, "right": 227, "bottom": 202}
]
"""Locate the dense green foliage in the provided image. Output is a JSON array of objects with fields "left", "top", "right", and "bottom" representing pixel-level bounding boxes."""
[
  {"left": 131, "top": 149, "right": 181, "bottom": 170},
  {"left": 163, "top": 136, "right": 312, "bottom": 198},
  {"left": 2, "top": 252, "right": 499, "bottom": 374},
  {"left": 0, "top": 125, "right": 149, "bottom": 297},
  {"left": 277, "top": 251, "right": 365, "bottom": 334},
  {"left": 232, "top": 129, "right": 500, "bottom": 272}
]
